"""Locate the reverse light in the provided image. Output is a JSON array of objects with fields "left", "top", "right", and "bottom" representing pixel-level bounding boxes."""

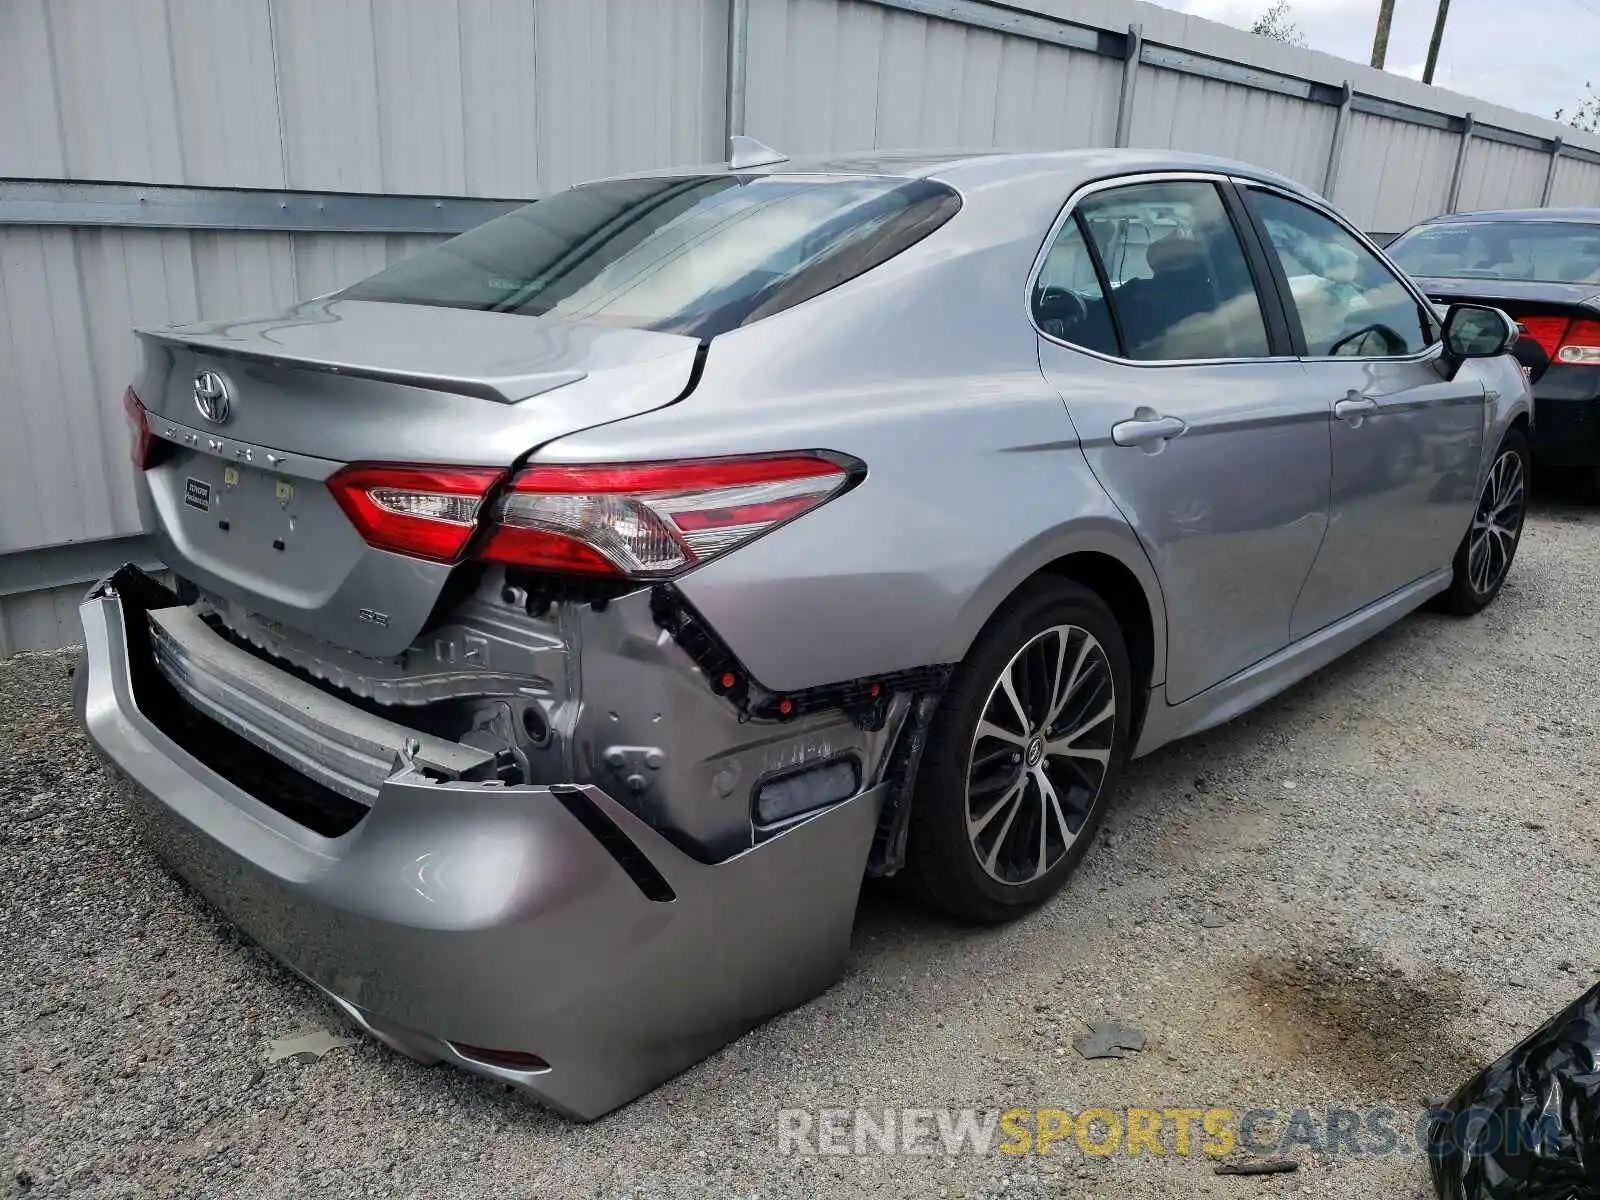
[
  {"left": 1557, "top": 318, "right": 1600, "bottom": 364},
  {"left": 123, "top": 387, "right": 171, "bottom": 470},
  {"left": 479, "top": 454, "right": 856, "bottom": 579},
  {"left": 327, "top": 464, "right": 503, "bottom": 562}
]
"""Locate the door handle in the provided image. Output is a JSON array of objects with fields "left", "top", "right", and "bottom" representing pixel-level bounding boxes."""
[
  {"left": 1111, "top": 413, "right": 1188, "bottom": 448},
  {"left": 1334, "top": 394, "right": 1379, "bottom": 423}
]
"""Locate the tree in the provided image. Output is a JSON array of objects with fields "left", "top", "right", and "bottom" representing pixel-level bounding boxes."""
[
  {"left": 1556, "top": 82, "right": 1600, "bottom": 134},
  {"left": 1251, "top": 0, "right": 1308, "bottom": 47}
]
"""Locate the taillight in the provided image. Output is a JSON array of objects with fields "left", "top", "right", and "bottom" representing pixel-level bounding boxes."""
[
  {"left": 328, "top": 454, "right": 858, "bottom": 576},
  {"left": 1514, "top": 316, "right": 1567, "bottom": 359},
  {"left": 1513, "top": 315, "right": 1600, "bottom": 365},
  {"left": 327, "top": 464, "right": 504, "bottom": 562},
  {"left": 479, "top": 454, "right": 855, "bottom": 579},
  {"left": 1557, "top": 318, "right": 1600, "bottom": 365},
  {"left": 123, "top": 387, "right": 171, "bottom": 470}
]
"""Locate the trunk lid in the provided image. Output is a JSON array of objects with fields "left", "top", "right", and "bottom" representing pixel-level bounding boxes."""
[
  {"left": 1411, "top": 276, "right": 1600, "bottom": 312},
  {"left": 134, "top": 298, "right": 700, "bottom": 657}
]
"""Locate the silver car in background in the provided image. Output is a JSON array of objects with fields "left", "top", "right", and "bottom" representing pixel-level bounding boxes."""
[{"left": 77, "top": 146, "right": 1530, "bottom": 1119}]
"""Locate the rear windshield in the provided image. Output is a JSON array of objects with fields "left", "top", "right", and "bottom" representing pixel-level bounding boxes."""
[
  {"left": 1388, "top": 221, "right": 1600, "bottom": 284},
  {"left": 341, "top": 174, "right": 960, "bottom": 337}
]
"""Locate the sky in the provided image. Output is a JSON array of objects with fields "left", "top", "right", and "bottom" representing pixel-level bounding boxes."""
[{"left": 1179, "top": 0, "right": 1595, "bottom": 123}]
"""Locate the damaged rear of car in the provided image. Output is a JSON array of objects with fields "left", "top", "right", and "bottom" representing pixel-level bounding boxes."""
[
  {"left": 75, "top": 147, "right": 1534, "bottom": 1122},
  {"left": 76, "top": 166, "right": 978, "bottom": 1118}
]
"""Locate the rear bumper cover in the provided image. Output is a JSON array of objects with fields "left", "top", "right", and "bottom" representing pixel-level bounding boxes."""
[
  {"left": 1530, "top": 369, "right": 1600, "bottom": 467},
  {"left": 76, "top": 574, "right": 881, "bottom": 1119}
]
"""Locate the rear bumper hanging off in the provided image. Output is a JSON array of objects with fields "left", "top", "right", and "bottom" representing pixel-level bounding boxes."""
[{"left": 76, "top": 567, "right": 883, "bottom": 1120}]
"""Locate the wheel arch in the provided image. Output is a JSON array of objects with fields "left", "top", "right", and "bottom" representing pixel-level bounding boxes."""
[
  {"left": 1033, "top": 550, "right": 1158, "bottom": 746},
  {"left": 871, "top": 522, "right": 1166, "bottom": 880},
  {"left": 934, "top": 518, "right": 1167, "bottom": 706}
]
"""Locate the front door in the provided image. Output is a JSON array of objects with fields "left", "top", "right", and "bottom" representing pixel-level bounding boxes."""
[
  {"left": 1237, "top": 186, "right": 1487, "bottom": 638},
  {"left": 1033, "top": 176, "right": 1331, "bottom": 703}
]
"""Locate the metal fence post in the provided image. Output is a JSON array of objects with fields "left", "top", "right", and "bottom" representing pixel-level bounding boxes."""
[
  {"left": 1114, "top": 23, "right": 1143, "bottom": 147},
  {"left": 1542, "top": 136, "right": 1564, "bottom": 206},
  {"left": 1322, "top": 81, "right": 1353, "bottom": 200},
  {"left": 724, "top": 0, "right": 750, "bottom": 144},
  {"left": 1446, "top": 111, "right": 1474, "bottom": 212}
]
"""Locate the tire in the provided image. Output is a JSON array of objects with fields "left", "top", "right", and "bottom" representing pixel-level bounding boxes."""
[
  {"left": 904, "top": 578, "right": 1133, "bottom": 924},
  {"left": 1438, "top": 426, "right": 1530, "bottom": 616}
]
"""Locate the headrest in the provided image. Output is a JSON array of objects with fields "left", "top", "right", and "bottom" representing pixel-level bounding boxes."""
[{"left": 1146, "top": 235, "right": 1205, "bottom": 275}]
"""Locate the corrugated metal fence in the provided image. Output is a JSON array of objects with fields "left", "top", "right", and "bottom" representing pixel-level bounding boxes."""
[{"left": 4, "top": 0, "right": 1599, "bottom": 652}]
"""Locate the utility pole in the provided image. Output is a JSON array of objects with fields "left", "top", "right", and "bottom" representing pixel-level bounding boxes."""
[
  {"left": 1422, "top": 0, "right": 1451, "bottom": 84},
  {"left": 1370, "top": 0, "right": 1396, "bottom": 69}
]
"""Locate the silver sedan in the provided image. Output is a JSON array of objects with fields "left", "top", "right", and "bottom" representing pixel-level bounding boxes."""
[{"left": 77, "top": 145, "right": 1530, "bottom": 1118}]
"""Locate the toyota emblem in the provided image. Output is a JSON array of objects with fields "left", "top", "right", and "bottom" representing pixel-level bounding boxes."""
[{"left": 193, "top": 370, "right": 231, "bottom": 424}]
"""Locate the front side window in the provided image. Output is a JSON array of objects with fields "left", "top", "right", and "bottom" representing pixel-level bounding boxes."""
[
  {"left": 1076, "top": 180, "right": 1271, "bottom": 362},
  {"left": 1388, "top": 220, "right": 1600, "bottom": 284},
  {"left": 1246, "top": 189, "right": 1431, "bottom": 357},
  {"left": 341, "top": 174, "right": 960, "bottom": 337}
]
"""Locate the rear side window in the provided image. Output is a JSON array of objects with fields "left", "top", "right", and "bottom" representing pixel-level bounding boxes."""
[
  {"left": 341, "top": 175, "right": 960, "bottom": 338},
  {"left": 1073, "top": 180, "right": 1272, "bottom": 362},
  {"left": 1031, "top": 220, "right": 1120, "bottom": 356}
]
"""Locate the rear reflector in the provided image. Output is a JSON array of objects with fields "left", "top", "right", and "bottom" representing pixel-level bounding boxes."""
[
  {"left": 755, "top": 758, "right": 860, "bottom": 825},
  {"left": 327, "top": 463, "right": 503, "bottom": 562},
  {"left": 479, "top": 454, "right": 854, "bottom": 579}
]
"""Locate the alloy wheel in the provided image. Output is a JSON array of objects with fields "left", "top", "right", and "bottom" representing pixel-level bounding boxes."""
[
  {"left": 966, "top": 624, "right": 1116, "bottom": 885},
  {"left": 1467, "top": 448, "right": 1526, "bottom": 595}
]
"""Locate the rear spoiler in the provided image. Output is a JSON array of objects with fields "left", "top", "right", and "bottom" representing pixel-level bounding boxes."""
[{"left": 134, "top": 327, "right": 585, "bottom": 405}]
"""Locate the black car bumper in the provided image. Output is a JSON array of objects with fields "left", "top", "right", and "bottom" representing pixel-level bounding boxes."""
[{"left": 1531, "top": 365, "right": 1600, "bottom": 468}]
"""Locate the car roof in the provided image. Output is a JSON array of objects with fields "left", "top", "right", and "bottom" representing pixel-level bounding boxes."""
[
  {"left": 1415, "top": 207, "right": 1600, "bottom": 225},
  {"left": 599, "top": 147, "right": 1322, "bottom": 203}
]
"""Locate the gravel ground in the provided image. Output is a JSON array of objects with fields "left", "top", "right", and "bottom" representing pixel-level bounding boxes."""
[{"left": 3, "top": 497, "right": 1598, "bottom": 1200}]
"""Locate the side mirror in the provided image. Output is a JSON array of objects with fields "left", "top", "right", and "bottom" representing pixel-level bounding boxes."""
[{"left": 1442, "top": 303, "right": 1518, "bottom": 361}]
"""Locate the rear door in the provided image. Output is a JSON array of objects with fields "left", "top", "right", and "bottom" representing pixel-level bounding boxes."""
[
  {"left": 1034, "top": 174, "right": 1331, "bottom": 703},
  {"left": 1237, "top": 185, "right": 1487, "bottom": 639}
]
